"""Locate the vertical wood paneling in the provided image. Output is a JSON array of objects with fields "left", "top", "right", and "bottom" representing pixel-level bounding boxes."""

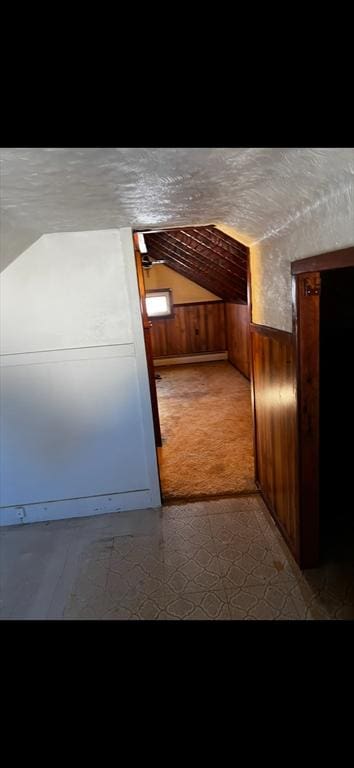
[
  {"left": 150, "top": 302, "right": 226, "bottom": 358},
  {"left": 225, "top": 303, "right": 250, "bottom": 378},
  {"left": 250, "top": 324, "right": 298, "bottom": 558}
]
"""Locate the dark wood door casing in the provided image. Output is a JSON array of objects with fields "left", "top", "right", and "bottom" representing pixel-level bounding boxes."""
[{"left": 134, "top": 248, "right": 162, "bottom": 447}]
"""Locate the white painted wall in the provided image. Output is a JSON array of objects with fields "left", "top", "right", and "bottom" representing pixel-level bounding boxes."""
[
  {"left": 251, "top": 181, "right": 354, "bottom": 331},
  {"left": 0, "top": 229, "right": 161, "bottom": 525}
]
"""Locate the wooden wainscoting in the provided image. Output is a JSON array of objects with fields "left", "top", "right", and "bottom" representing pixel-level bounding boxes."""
[
  {"left": 225, "top": 303, "right": 250, "bottom": 379},
  {"left": 150, "top": 301, "right": 226, "bottom": 358},
  {"left": 250, "top": 323, "right": 299, "bottom": 560}
]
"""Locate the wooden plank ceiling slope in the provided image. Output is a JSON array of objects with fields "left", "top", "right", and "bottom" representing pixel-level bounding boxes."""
[{"left": 143, "top": 225, "right": 248, "bottom": 304}]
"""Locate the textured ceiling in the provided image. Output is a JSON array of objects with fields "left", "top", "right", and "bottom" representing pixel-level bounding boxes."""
[
  {"left": 1, "top": 147, "right": 353, "bottom": 269},
  {"left": 144, "top": 226, "right": 248, "bottom": 303}
]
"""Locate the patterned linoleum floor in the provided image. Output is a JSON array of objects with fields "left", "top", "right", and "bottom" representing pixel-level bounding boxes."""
[
  {"left": 3, "top": 494, "right": 352, "bottom": 620},
  {"left": 67, "top": 496, "right": 354, "bottom": 620}
]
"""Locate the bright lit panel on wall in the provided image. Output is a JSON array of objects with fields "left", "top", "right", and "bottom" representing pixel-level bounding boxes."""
[{"left": 145, "top": 290, "right": 172, "bottom": 317}]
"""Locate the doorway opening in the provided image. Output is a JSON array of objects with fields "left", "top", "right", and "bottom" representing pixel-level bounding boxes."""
[
  {"left": 134, "top": 224, "right": 257, "bottom": 503},
  {"left": 293, "top": 248, "right": 354, "bottom": 568},
  {"left": 320, "top": 266, "right": 354, "bottom": 565}
]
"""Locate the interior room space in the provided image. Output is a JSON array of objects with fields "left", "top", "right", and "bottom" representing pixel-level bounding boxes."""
[
  {"left": 1, "top": 147, "right": 354, "bottom": 621},
  {"left": 138, "top": 225, "right": 256, "bottom": 501}
]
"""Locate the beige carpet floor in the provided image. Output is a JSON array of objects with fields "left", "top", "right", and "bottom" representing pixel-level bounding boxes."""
[{"left": 156, "top": 361, "right": 256, "bottom": 501}]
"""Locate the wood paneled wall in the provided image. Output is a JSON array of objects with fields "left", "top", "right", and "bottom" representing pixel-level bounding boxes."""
[
  {"left": 151, "top": 301, "right": 226, "bottom": 358},
  {"left": 250, "top": 324, "right": 299, "bottom": 559},
  {"left": 226, "top": 303, "right": 250, "bottom": 379}
]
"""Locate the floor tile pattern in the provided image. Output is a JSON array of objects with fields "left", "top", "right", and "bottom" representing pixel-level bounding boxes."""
[{"left": 59, "top": 496, "right": 354, "bottom": 620}]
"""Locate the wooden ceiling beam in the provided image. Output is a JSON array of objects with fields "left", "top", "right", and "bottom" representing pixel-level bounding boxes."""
[
  {"left": 175, "top": 228, "right": 248, "bottom": 283},
  {"left": 148, "top": 232, "right": 247, "bottom": 296},
  {"left": 147, "top": 245, "right": 237, "bottom": 300},
  {"left": 147, "top": 238, "right": 246, "bottom": 300},
  {"left": 203, "top": 227, "right": 249, "bottom": 258},
  {"left": 147, "top": 245, "right": 245, "bottom": 303},
  {"left": 179, "top": 225, "right": 248, "bottom": 260},
  {"left": 181, "top": 230, "right": 247, "bottom": 275}
]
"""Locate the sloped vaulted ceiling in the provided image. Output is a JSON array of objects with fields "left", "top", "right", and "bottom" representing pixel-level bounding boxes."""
[
  {"left": 143, "top": 225, "right": 248, "bottom": 303},
  {"left": 1, "top": 148, "right": 353, "bottom": 271}
]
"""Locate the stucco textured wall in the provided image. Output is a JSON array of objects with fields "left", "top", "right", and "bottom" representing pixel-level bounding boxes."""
[{"left": 250, "top": 181, "right": 354, "bottom": 331}]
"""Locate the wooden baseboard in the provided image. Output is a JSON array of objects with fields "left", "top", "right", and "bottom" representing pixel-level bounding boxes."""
[
  {"left": 0, "top": 489, "right": 160, "bottom": 527},
  {"left": 154, "top": 352, "right": 228, "bottom": 366}
]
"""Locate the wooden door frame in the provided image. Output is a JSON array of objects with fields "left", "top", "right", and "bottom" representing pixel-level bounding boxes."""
[
  {"left": 292, "top": 246, "right": 354, "bottom": 568},
  {"left": 133, "top": 225, "right": 254, "bottom": 503},
  {"left": 247, "top": 243, "right": 259, "bottom": 492},
  {"left": 134, "top": 240, "right": 162, "bottom": 448}
]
